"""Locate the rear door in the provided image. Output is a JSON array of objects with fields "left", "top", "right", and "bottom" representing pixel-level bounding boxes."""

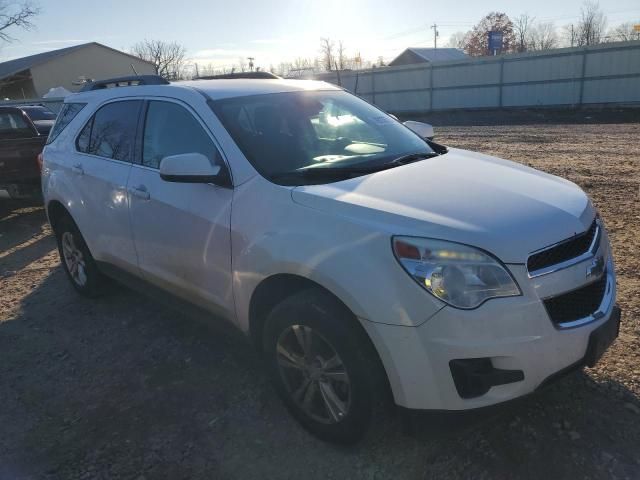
[
  {"left": 72, "top": 99, "right": 142, "bottom": 271},
  {"left": 0, "top": 108, "right": 44, "bottom": 185},
  {"left": 127, "top": 99, "right": 234, "bottom": 316}
]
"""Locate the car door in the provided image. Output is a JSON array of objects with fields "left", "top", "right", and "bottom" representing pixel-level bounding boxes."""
[
  {"left": 127, "top": 99, "right": 234, "bottom": 317},
  {"left": 71, "top": 99, "right": 142, "bottom": 271}
]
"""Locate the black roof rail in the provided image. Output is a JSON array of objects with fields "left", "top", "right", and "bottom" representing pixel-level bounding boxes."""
[
  {"left": 194, "top": 71, "right": 280, "bottom": 80},
  {"left": 80, "top": 75, "right": 169, "bottom": 92}
]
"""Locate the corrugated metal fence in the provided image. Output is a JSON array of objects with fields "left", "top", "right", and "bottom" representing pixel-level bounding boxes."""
[{"left": 313, "top": 40, "right": 640, "bottom": 113}]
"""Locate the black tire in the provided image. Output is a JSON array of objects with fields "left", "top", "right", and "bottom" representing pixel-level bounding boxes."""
[
  {"left": 263, "top": 288, "right": 384, "bottom": 444},
  {"left": 54, "top": 215, "right": 105, "bottom": 297}
]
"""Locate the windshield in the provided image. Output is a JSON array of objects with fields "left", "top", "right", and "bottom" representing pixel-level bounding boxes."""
[
  {"left": 210, "top": 90, "right": 435, "bottom": 185},
  {"left": 21, "top": 106, "right": 56, "bottom": 121}
]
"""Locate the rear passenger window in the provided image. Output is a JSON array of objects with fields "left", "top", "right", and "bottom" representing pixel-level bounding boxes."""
[
  {"left": 142, "top": 101, "right": 222, "bottom": 169},
  {"left": 76, "top": 100, "right": 141, "bottom": 162},
  {"left": 46, "top": 103, "right": 86, "bottom": 144}
]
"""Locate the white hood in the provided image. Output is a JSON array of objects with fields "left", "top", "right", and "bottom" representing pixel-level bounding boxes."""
[{"left": 291, "top": 148, "right": 594, "bottom": 263}]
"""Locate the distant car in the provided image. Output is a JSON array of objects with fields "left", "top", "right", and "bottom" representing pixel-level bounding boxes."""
[
  {"left": 41, "top": 75, "right": 619, "bottom": 444},
  {"left": 16, "top": 105, "right": 57, "bottom": 135},
  {"left": 0, "top": 106, "right": 48, "bottom": 198}
]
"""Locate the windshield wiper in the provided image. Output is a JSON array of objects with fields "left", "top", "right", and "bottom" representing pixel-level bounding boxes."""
[
  {"left": 272, "top": 166, "right": 377, "bottom": 182},
  {"left": 272, "top": 152, "right": 440, "bottom": 185},
  {"left": 383, "top": 152, "right": 440, "bottom": 168}
]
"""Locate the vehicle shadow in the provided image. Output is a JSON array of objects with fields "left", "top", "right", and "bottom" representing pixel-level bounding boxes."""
[
  {"left": 1, "top": 265, "right": 639, "bottom": 479},
  {"left": 0, "top": 201, "right": 53, "bottom": 277}
]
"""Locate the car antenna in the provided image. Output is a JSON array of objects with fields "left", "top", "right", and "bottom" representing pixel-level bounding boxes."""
[{"left": 130, "top": 63, "right": 139, "bottom": 76}]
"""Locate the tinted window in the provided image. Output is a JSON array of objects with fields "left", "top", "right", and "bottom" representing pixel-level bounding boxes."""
[
  {"left": 76, "top": 117, "right": 92, "bottom": 153},
  {"left": 77, "top": 100, "right": 141, "bottom": 162},
  {"left": 47, "top": 103, "right": 85, "bottom": 144},
  {"left": 21, "top": 106, "right": 57, "bottom": 121},
  {"left": 0, "top": 110, "right": 34, "bottom": 139},
  {"left": 142, "top": 101, "right": 222, "bottom": 169}
]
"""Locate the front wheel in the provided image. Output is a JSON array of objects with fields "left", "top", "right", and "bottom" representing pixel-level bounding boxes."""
[{"left": 264, "top": 289, "right": 382, "bottom": 444}]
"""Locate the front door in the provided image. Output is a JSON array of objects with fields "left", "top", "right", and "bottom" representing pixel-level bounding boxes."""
[{"left": 127, "top": 99, "right": 234, "bottom": 316}]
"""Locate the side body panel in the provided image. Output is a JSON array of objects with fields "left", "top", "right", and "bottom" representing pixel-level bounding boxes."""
[
  {"left": 229, "top": 176, "right": 445, "bottom": 333},
  {"left": 127, "top": 166, "right": 234, "bottom": 317},
  {"left": 42, "top": 98, "right": 141, "bottom": 271},
  {"left": 126, "top": 97, "right": 234, "bottom": 318}
]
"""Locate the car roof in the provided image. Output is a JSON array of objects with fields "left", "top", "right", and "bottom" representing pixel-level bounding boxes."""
[{"left": 67, "top": 78, "right": 341, "bottom": 104}]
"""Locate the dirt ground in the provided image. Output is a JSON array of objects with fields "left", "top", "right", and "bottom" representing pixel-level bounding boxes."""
[{"left": 1, "top": 118, "right": 639, "bottom": 480}]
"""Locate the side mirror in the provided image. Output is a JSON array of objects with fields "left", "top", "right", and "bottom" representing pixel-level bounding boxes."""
[
  {"left": 159, "top": 153, "right": 221, "bottom": 183},
  {"left": 403, "top": 121, "right": 434, "bottom": 140}
]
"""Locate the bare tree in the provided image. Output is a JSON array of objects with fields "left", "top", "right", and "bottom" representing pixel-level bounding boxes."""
[
  {"left": 528, "top": 22, "right": 559, "bottom": 50},
  {"left": 337, "top": 40, "right": 347, "bottom": 70},
  {"left": 513, "top": 13, "right": 535, "bottom": 52},
  {"left": 576, "top": 1, "right": 607, "bottom": 46},
  {"left": 562, "top": 24, "right": 579, "bottom": 47},
  {"left": 276, "top": 57, "right": 316, "bottom": 78},
  {"left": 320, "top": 37, "right": 336, "bottom": 71},
  {"left": 607, "top": 22, "right": 640, "bottom": 41},
  {"left": 0, "top": 1, "right": 40, "bottom": 42},
  {"left": 446, "top": 31, "right": 467, "bottom": 49},
  {"left": 131, "top": 40, "right": 187, "bottom": 80}
]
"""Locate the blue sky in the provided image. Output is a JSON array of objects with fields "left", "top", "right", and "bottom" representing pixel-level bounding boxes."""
[{"left": 1, "top": 0, "right": 639, "bottom": 69}]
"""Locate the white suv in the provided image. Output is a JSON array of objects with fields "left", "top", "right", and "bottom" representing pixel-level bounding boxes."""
[{"left": 42, "top": 75, "right": 620, "bottom": 443}]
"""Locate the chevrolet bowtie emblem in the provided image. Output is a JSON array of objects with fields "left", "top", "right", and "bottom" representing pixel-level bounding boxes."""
[{"left": 586, "top": 255, "right": 605, "bottom": 280}]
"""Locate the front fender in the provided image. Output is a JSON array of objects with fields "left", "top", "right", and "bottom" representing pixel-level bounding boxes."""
[{"left": 231, "top": 178, "right": 444, "bottom": 332}]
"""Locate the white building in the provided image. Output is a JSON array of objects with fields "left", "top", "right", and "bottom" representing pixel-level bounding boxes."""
[
  {"left": 0, "top": 42, "right": 156, "bottom": 99},
  {"left": 388, "top": 48, "right": 467, "bottom": 67}
]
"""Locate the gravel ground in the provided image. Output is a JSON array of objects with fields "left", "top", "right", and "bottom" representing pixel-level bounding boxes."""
[{"left": 1, "top": 119, "right": 639, "bottom": 479}]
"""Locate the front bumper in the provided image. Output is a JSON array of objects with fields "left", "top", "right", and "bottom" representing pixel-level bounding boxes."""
[{"left": 361, "top": 234, "right": 618, "bottom": 411}]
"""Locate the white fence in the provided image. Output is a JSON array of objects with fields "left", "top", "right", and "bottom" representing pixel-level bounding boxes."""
[{"left": 313, "top": 40, "right": 640, "bottom": 113}]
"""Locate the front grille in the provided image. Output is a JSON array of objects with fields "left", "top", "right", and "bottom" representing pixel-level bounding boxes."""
[
  {"left": 543, "top": 273, "right": 608, "bottom": 325},
  {"left": 527, "top": 219, "right": 598, "bottom": 274}
]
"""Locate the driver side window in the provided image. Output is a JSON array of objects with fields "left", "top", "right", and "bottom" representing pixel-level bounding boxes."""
[{"left": 142, "top": 101, "right": 223, "bottom": 170}]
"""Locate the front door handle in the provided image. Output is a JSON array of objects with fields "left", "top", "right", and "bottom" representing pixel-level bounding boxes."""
[
  {"left": 71, "top": 164, "right": 84, "bottom": 175},
  {"left": 128, "top": 184, "right": 150, "bottom": 200}
]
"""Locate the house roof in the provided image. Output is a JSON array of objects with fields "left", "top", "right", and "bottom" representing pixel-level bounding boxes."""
[
  {"left": 0, "top": 42, "right": 154, "bottom": 80},
  {"left": 390, "top": 48, "right": 467, "bottom": 65}
]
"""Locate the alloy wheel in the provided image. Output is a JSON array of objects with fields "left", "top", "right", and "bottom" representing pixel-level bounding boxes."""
[
  {"left": 276, "top": 324, "right": 351, "bottom": 424},
  {"left": 61, "top": 231, "right": 87, "bottom": 287}
]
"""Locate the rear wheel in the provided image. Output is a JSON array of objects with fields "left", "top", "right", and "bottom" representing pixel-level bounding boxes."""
[
  {"left": 264, "top": 289, "right": 383, "bottom": 444},
  {"left": 54, "top": 215, "right": 105, "bottom": 297}
]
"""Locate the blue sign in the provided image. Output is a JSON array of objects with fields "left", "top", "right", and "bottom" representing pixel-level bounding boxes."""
[{"left": 488, "top": 31, "right": 503, "bottom": 55}]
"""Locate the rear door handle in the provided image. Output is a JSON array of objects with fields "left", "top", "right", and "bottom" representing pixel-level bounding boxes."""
[
  {"left": 128, "top": 185, "right": 150, "bottom": 200},
  {"left": 71, "top": 164, "right": 84, "bottom": 175}
]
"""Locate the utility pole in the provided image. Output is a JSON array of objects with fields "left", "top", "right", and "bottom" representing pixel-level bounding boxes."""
[
  {"left": 247, "top": 57, "right": 255, "bottom": 72},
  {"left": 431, "top": 24, "right": 439, "bottom": 48},
  {"left": 570, "top": 24, "right": 575, "bottom": 48}
]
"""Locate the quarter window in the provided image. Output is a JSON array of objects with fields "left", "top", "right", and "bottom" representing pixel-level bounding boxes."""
[
  {"left": 142, "top": 101, "right": 223, "bottom": 169},
  {"left": 46, "top": 103, "right": 85, "bottom": 144},
  {"left": 76, "top": 100, "right": 142, "bottom": 162}
]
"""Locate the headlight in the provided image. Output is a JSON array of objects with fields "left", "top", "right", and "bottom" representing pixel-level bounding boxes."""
[{"left": 392, "top": 236, "right": 520, "bottom": 309}]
